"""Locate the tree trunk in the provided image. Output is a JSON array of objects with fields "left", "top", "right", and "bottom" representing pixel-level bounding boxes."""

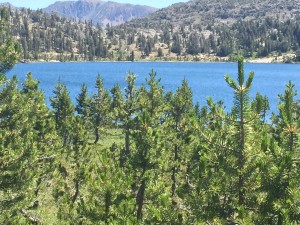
[
  {"left": 94, "top": 115, "right": 100, "bottom": 144},
  {"left": 238, "top": 92, "right": 245, "bottom": 206},
  {"left": 136, "top": 179, "right": 146, "bottom": 221},
  {"left": 94, "top": 127, "right": 99, "bottom": 144},
  {"left": 171, "top": 144, "right": 179, "bottom": 198},
  {"left": 277, "top": 213, "right": 283, "bottom": 225},
  {"left": 72, "top": 178, "right": 79, "bottom": 203},
  {"left": 125, "top": 129, "right": 130, "bottom": 155},
  {"left": 289, "top": 132, "right": 294, "bottom": 152},
  {"left": 105, "top": 190, "right": 112, "bottom": 224},
  {"left": 120, "top": 129, "right": 130, "bottom": 167}
]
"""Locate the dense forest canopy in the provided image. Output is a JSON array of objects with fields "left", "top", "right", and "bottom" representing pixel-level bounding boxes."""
[{"left": 1, "top": 4, "right": 300, "bottom": 225}]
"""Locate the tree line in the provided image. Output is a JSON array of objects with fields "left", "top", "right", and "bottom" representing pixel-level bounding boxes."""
[{"left": 3, "top": 6, "right": 300, "bottom": 62}]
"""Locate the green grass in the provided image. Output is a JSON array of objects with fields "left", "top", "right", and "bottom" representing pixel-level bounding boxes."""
[{"left": 99, "top": 128, "right": 124, "bottom": 148}]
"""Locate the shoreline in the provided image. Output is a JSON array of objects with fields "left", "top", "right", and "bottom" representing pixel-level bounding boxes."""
[
  {"left": 20, "top": 54, "right": 297, "bottom": 64},
  {"left": 20, "top": 60, "right": 297, "bottom": 64}
]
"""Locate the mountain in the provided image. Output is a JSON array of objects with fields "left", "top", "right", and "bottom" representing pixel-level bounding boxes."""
[
  {"left": 125, "top": 0, "right": 300, "bottom": 29},
  {"left": 118, "top": 0, "right": 300, "bottom": 60},
  {"left": 0, "top": 2, "right": 15, "bottom": 8},
  {"left": 43, "top": 0, "right": 157, "bottom": 26}
]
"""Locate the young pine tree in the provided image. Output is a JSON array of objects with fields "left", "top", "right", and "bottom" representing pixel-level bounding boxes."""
[
  {"left": 111, "top": 71, "right": 138, "bottom": 162},
  {"left": 76, "top": 83, "right": 91, "bottom": 131},
  {"left": 266, "top": 81, "right": 300, "bottom": 224},
  {"left": 50, "top": 80, "right": 75, "bottom": 146},
  {"left": 0, "top": 7, "right": 21, "bottom": 75},
  {"left": 91, "top": 74, "right": 111, "bottom": 144},
  {"left": 165, "top": 79, "right": 194, "bottom": 200},
  {"left": 0, "top": 74, "right": 57, "bottom": 223},
  {"left": 130, "top": 71, "right": 166, "bottom": 222},
  {"left": 223, "top": 57, "right": 268, "bottom": 222}
]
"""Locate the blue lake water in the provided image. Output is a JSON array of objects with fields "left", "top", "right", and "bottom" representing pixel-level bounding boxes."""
[{"left": 7, "top": 62, "right": 300, "bottom": 114}]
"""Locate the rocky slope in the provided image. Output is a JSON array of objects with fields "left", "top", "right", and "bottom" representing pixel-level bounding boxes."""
[{"left": 43, "top": 0, "right": 157, "bottom": 26}]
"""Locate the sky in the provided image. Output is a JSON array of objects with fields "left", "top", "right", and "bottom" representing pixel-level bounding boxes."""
[{"left": 2, "top": 0, "right": 189, "bottom": 9}]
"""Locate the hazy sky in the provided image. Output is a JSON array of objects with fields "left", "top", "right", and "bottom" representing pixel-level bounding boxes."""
[{"left": 2, "top": 0, "right": 189, "bottom": 9}]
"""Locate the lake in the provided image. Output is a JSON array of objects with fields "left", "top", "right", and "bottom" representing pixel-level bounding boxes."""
[{"left": 7, "top": 62, "right": 300, "bottom": 115}]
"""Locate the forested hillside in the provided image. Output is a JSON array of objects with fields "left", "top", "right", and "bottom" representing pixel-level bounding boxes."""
[
  {"left": 1, "top": 5, "right": 300, "bottom": 223},
  {"left": 3, "top": 0, "right": 300, "bottom": 62},
  {"left": 121, "top": 0, "right": 300, "bottom": 60},
  {"left": 127, "top": 0, "right": 300, "bottom": 28}
]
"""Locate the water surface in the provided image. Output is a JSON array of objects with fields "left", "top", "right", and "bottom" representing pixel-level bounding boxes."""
[{"left": 7, "top": 62, "right": 300, "bottom": 114}]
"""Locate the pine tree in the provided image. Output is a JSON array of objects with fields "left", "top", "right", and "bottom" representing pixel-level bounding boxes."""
[
  {"left": 188, "top": 96, "right": 229, "bottom": 222},
  {"left": 157, "top": 47, "right": 163, "bottom": 57},
  {"left": 165, "top": 79, "right": 194, "bottom": 199},
  {"left": 225, "top": 57, "right": 254, "bottom": 206},
  {"left": 76, "top": 83, "right": 91, "bottom": 130},
  {"left": 222, "top": 57, "right": 268, "bottom": 222},
  {"left": 0, "top": 10, "right": 41, "bottom": 221},
  {"left": 131, "top": 110, "right": 165, "bottom": 221},
  {"left": 171, "top": 33, "right": 181, "bottom": 55},
  {"left": 266, "top": 81, "right": 300, "bottom": 224},
  {"left": 0, "top": 74, "right": 57, "bottom": 223},
  {"left": 163, "top": 79, "right": 197, "bottom": 223},
  {"left": 251, "top": 92, "right": 270, "bottom": 123},
  {"left": 130, "top": 50, "right": 135, "bottom": 62},
  {"left": 54, "top": 116, "right": 90, "bottom": 224},
  {"left": 91, "top": 74, "right": 111, "bottom": 144},
  {"left": 138, "top": 69, "right": 164, "bottom": 119},
  {"left": 0, "top": 7, "right": 21, "bottom": 74},
  {"left": 130, "top": 70, "right": 166, "bottom": 221},
  {"left": 111, "top": 71, "right": 138, "bottom": 163},
  {"left": 186, "top": 32, "right": 201, "bottom": 55},
  {"left": 189, "top": 58, "right": 268, "bottom": 223},
  {"left": 50, "top": 80, "right": 75, "bottom": 146}
]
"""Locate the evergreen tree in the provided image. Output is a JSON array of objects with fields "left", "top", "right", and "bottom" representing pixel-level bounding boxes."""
[
  {"left": 131, "top": 110, "right": 165, "bottom": 222},
  {"left": 222, "top": 57, "right": 267, "bottom": 222},
  {"left": 0, "top": 7, "right": 21, "bottom": 74},
  {"left": 130, "top": 50, "right": 135, "bottom": 62},
  {"left": 138, "top": 69, "right": 164, "bottom": 119},
  {"left": 171, "top": 32, "right": 181, "bottom": 55},
  {"left": 76, "top": 83, "right": 91, "bottom": 130},
  {"left": 186, "top": 32, "right": 201, "bottom": 55},
  {"left": 0, "top": 9, "right": 40, "bottom": 221},
  {"left": 54, "top": 116, "right": 90, "bottom": 224},
  {"left": 266, "top": 82, "right": 300, "bottom": 224},
  {"left": 50, "top": 80, "right": 75, "bottom": 146},
  {"left": 111, "top": 72, "right": 138, "bottom": 161},
  {"left": 130, "top": 70, "right": 167, "bottom": 221},
  {"left": 91, "top": 74, "right": 111, "bottom": 144},
  {"left": 295, "top": 49, "right": 300, "bottom": 61},
  {"left": 165, "top": 79, "right": 194, "bottom": 198},
  {"left": 164, "top": 79, "right": 197, "bottom": 223},
  {"left": 251, "top": 92, "right": 270, "bottom": 123},
  {"left": 157, "top": 47, "right": 163, "bottom": 57},
  {"left": 0, "top": 74, "right": 57, "bottom": 223}
]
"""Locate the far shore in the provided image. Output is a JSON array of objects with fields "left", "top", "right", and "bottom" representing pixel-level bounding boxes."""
[{"left": 19, "top": 54, "right": 297, "bottom": 64}]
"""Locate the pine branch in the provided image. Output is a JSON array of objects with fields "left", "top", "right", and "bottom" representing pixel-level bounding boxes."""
[
  {"left": 20, "top": 209, "right": 41, "bottom": 224},
  {"left": 199, "top": 129, "right": 235, "bottom": 153},
  {"left": 245, "top": 71, "right": 254, "bottom": 90},
  {"left": 225, "top": 75, "right": 238, "bottom": 91}
]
